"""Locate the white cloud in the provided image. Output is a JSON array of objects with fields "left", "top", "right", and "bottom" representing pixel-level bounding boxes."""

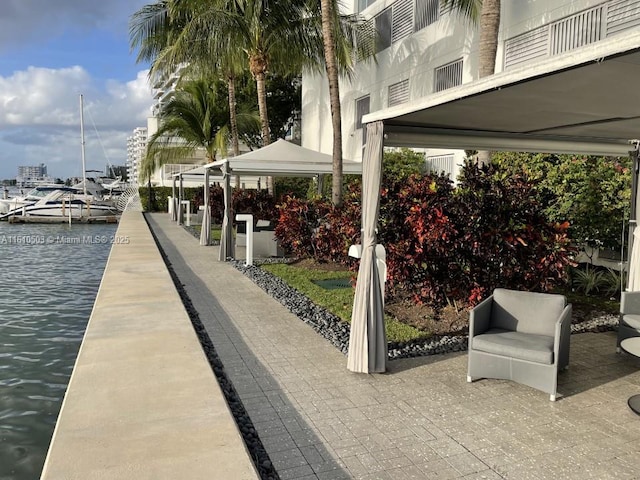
[{"left": 0, "top": 66, "right": 153, "bottom": 179}]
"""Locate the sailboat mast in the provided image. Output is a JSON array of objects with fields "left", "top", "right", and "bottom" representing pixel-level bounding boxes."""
[{"left": 79, "top": 94, "right": 87, "bottom": 196}]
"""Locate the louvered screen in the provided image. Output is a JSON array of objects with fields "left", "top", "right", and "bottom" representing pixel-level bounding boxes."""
[
  {"left": 415, "top": 0, "right": 440, "bottom": 31},
  {"left": 434, "top": 59, "right": 462, "bottom": 93},
  {"left": 503, "top": 26, "right": 549, "bottom": 69},
  {"left": 550, "top": 5, "right": 604, "bottom": 55},
  {"left": 388, "top": 79, "right": 409, "bottom": 107},
  {"left": 426, "top": 154, "right": 455, "bottom": 178},
  {"left": 392, "top": 0, "right": 413, "bottom": 43},
  {"left": 607, "top": 0, "right": 640, "bottom": 35}
]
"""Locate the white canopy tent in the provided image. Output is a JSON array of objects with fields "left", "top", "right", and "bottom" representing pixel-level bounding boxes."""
[
  {"left": 350, "top": 31, "right": 640, "bottom": 374},
  {"left": 181, "top": 139, "right": 363, "bottom": 178},
  {"left": 177, "top": 139, "right": 363, "bottom": 259}
]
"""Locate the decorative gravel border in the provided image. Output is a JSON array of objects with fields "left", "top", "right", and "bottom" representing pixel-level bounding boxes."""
[
  {"left": 231, "top": 260, "right": 620, "bottom": 361},
  {"left": 183, "top": 228, "right": 619, "bottom": 353}
]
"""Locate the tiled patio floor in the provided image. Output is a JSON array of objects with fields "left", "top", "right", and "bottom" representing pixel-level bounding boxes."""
[{"left": 149, "top": 213, "right": 640, "bottom": 479}]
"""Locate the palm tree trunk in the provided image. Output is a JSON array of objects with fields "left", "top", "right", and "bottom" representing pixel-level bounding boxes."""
[
  {"left": 476, "top": 0, "right": 501, "bottom": 166},
  {"left": 478, "top": 0, "right": 501, "bottom": 79},
  {"left": 227, "top": 73, "right": 241, "bottom": 187},
  {"left": 254, "top": 69, "right": 273, "bottom": 194},
  {"left": 321, "top": 0, "right": 343, "bottom": 207}
]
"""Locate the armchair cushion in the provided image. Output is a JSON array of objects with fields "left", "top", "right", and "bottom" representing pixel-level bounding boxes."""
[
  {"left": 472, "top": 328, "right": 554, "bottom": 364},
  {"left": 622, "top": 314, "right": 640, "bottom": 330},
  {"left": 492, "top": 288, "right": 567, "bottom": 337}
]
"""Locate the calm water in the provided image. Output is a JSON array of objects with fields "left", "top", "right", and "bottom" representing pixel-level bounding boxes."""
[{"left": 0, "top": 222, "right": 116, "bottom": 480}]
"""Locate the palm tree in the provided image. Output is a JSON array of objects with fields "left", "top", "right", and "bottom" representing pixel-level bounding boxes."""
[
  {"left": 140, "top": 78, "right": 259, "bottom": 182},
  {"left": 444, "top": 0, "right": 499, "bottom": 165},
  {"left": 478, "top": 0, "right": 500, "bottom": 79},
  {"left": 307, "top": 0, "right": 376, "bottom": 206},
  {"left": 130, "top": 1, "right": 247, "bottom": 182},
  {"left": 476, "top": 0, "right": 500, "bottom": 165},
  {"left": 144, "top": 0, "right": 323, "bottom": 195}
]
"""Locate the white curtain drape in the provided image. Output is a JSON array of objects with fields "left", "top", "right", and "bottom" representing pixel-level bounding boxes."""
[
  {"left": 177, "top": 174, "right": 184, "bottom": 225},
  {"left": 200, "top": 168, "right": 211, "bottom": 246},
  {"left": 171, "top": 177, "right": 178, "bottom": 222},
  {"left": 347, "top": 121, "right": 387, "bottom": 373},
  {"left": 219, "top": 163, "right": 234, "bottom": 261}
]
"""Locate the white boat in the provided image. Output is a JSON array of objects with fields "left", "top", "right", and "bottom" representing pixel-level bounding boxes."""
[
  {"left": 0, "top": 185, "right": 65, "bottom": 214},
  {"left": 0, "top": 95, "right": 121, "bottom": 222},
  {"left": 0, "top": 187, "right": 118, "bottom": 221}
]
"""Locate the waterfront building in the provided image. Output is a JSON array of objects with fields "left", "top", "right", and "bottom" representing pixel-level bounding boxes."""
[
  {"left": 16, "top": 163, "right": 55, "bottom": 187},
  {"left": 126, "top": 127, "right": 147, "bottom": 185},
  {"left": 302, "top": 0, "right": 640, "bottom": 180}
]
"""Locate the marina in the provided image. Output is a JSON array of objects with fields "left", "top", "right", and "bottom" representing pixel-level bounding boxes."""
[{"left": 0, "top": 221, "right": 116, "bottom": 480}]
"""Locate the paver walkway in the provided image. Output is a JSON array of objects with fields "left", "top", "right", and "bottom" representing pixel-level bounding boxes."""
[{"left": 148, "top": 213, "right": 640, "bottom": 480}]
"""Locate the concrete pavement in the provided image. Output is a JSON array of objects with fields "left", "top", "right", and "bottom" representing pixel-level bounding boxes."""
[
  {"left": 148, "top": 212, "right": 640, "bottom": 480},
  {"left": 40, "top": 211, "right": 258, "bottom": 480}
]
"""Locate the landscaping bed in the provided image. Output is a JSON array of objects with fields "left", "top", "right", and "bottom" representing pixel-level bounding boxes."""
[{"left": 231, "top": 258, "right": 619, "bottom": 360}]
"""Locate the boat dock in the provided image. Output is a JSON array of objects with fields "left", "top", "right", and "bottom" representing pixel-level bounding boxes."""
[{"left": 6, "top": 215, "right": 119, "bottom": 224}]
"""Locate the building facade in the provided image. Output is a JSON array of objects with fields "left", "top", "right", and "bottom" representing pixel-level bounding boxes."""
[
  {"left": 302, "top": 0, "right": 640, "bottom": 179},
  {"left": 126, "top": 127, "right": 147, "bottom": 185},
  {"left": 16, "top": 163, "right": 54, "bottom": 187}
]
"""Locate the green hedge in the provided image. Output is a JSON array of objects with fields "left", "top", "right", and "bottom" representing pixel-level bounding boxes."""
[{"left": 138, "top": 186, "right": 202, "bottom": 212}]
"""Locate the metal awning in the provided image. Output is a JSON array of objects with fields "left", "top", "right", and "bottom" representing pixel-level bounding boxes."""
[{"left": 364, "top": 30, "right": 640, "bottom": 156}]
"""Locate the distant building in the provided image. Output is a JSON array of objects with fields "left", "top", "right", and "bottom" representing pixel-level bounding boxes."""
[
  {"left": 127, "top": 127, "right": 148, "bottom": 185},
  {"left": 16, "top": 163, "right": 54, "bottom": 187},
  {"left": 106, "top": 164, "right": 129, "bottom": 181}
]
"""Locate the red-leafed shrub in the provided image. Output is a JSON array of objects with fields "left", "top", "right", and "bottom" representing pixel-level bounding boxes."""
[
  {"left": 312, "top": 183, "right": 362, "bottom": 264},
  {"left": 451, "top": 162, "right": 575, "bottom": 304},
  {"left": 232, "top": 188, "right": 278, "bottom": 223},
  {"left": 275, "top": 195, "right": 320, "bottom": 258},
  {"left": 274, "top": 160, "right": 574, "bottom": 309},
  {"left": 275, "top": 184, "right": 362, "bottom": 264},
  {"left": 378, "top": 173, "right": 459, "bottom": 306}
]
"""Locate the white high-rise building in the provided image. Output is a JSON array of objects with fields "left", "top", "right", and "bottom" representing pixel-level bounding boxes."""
[
  {"left": 127, "top": 127, "right": 147, "bottom": 185},
  {"left": 302, "top": 0, "right": 640, "bottom": 180},
  {"left": 16, "top": 163, "right": 54, "bottom": 187}
]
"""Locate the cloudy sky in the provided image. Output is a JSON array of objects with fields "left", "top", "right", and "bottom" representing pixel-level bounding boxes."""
[{"left": 0, "top": 0, "right": 154, "bottom": 180}]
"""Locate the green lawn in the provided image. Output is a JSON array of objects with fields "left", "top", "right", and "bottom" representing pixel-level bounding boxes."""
[
  {"left": 191, "top": 225, "right": 223, "bottom": 241},
  {"left": 261, "top": 263, "right": 428, "bottom": 343}
]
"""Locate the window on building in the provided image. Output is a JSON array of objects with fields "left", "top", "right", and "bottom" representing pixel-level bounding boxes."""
[
  {"left": 375, "top": 7, "right": 392, "bottom": 52},
  {"left": 355, "top": 95, "right": 371, "bottom": 144},
  {"left": 434, "top": 58, "right": 463, "bottom": 92},
  {"left": 358, "top": 0, "right": 378, "bottom": 12},
  {"left": 355, "top": 95, "right": 371, "bottom": 130},
  {"left": 415, "top": 0, "right": 440, "bottom": 32},
  {"left": 388, "top": 79, "right": 409, "bottom": 107}
]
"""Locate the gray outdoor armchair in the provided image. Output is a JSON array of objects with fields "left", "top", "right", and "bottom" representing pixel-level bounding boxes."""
[
  {"left": 618, "top": 291, "right": 640, "bottom": 351},
  {"left": 467, "top": 288, "right": 572, "bottom": 401}
]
